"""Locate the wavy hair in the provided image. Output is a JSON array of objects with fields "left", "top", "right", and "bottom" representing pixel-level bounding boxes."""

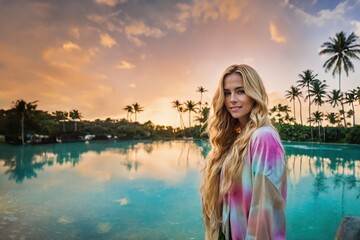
[{"left": 200, "top": 64, "right": 272, "bottom": 238}]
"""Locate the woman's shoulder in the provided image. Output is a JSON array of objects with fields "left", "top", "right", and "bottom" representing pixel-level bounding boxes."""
[{"left": 252, "top": 125, "right": 280, "bottom": 140}]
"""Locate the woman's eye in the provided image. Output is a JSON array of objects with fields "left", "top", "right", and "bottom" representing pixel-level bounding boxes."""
[
  {"left": 224, "top": 92, "right": 230, "bottom": 96},
  {"left": 237, "top": 89, "right": 245, "bottom": 94}
]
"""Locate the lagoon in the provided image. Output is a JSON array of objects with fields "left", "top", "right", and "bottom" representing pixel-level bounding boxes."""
[{"left": 0, "top": 140, "right": 359, "bottom": 240}]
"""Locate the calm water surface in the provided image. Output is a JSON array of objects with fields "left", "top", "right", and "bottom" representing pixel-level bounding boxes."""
[{"left": 0, "top": 140, "right": 359, "bottom": 240}]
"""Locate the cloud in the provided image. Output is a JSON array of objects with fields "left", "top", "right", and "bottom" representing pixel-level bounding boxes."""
[
  {"left": 117, "top": 60, "right": 135, "bottom": 70},
  {"left": 351, "top": 20, "right": 360, "bottom": 36},
  {"left": 217, "top": 0, "right": 242, "bottom": 21},
  {"left": 163, "top": 20, "right": 187, "bottom": 33},
  {"left": 94, "top": 0, "right": 119, "bottom": 7},
  {"left": 178, "top": 0, "right": 244, "bottom": 22},
  {"left": 43, "top": 42, "right": 98, "bottom": 69},
  {"left": 87, "top": 14, "right": 106, "bottom": 23},
  {"left": 62, "top": 42, "right": 81, "bottom": 51},
  {"left": 128, "top": 83, "right": 136, "bottom": 88},
  {"left": 164, "top": 0, "right": 247, "bottom": 34},
  {"left": 68, "top": 27, "right": 80, "bottom": 39},
  {"left": 125, "top": 21, "right": 164, "bottom": 46},
  {"left": 293, "top": 1, "right": 348, "bottom": 26},
  {"left": 100, "top": 33, "right": 117, "bottom": 48},
  {"left": 269, "top": 22, "right": 287, "bottom": 43}
]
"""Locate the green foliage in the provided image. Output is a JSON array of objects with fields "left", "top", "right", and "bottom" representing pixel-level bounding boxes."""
[
  {"left": 274, "top": 123, "right": 357, "bottom": 144},
  {"left": 344, "top": 126, "right": 360, "bottom": 144},
  {"left": 275, "top": 123, "right": 310, "bottom": 142}
]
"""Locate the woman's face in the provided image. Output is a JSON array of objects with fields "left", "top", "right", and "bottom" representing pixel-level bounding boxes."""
[{"left": 223, "top": 73, "right": 255, "bottom": 128}]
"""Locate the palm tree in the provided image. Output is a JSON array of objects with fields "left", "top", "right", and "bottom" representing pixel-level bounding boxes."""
[
  {"left": 13, "top": 99, "right": 38, "bottom": 144},
  {"left": 345, "top": 90, "right": 357, "bottom": 126},
  {"left": 172, "top": 100, "right": 186, "bottom": 130},
  {"left": 132, "top": 103, "right": 144, "bottom": 122},
  {"left": 356, "top": 87, "right": 360, "bottom": 104},
  {"left": 285, "top": 85, "right": 303, "bottom": 124},
  {"left": 325, "top": 112, "right": 340, "bottom": 126},
  {"left": 327, "top": 89, "right": 346, "bottom": 127},
  {"left": 297, "top": 70, "right": 319, "bottom": 139},
  {"left": 183, "top": 100, "right": 197, "bottom": 128},
  {"left": 346, "top": 110, "right": 354, "bottom": 126},
  {"left": 52, "top": 111, "right": 68, "bottom": 132},
  {"left": 195, "top": 106, "right": 210, "bottom": 127},
  {"left": 319, "top": 31, "right": 360, "bottom": 91},
  {"left": 269, "top": 104, "right": 294, "bottom": 124},
  {"left": 309, "top": 79, "right": 328, "bottom": 111},
  {"left": 69, "top": 109, "right": 82, "bottom": 132},
  {"left": 196, "top": 86, "right": 208, "bottom": 111},
  {"left": 311, "top": 111, "right": 324, "bottom": 140},
  {"left": 123, "top": 105, "right": 134, "bottom": 121}
]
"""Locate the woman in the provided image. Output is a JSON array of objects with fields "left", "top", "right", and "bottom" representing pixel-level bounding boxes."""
[{"left": 201, "top": 64, "right": 287, "bottom": 240}]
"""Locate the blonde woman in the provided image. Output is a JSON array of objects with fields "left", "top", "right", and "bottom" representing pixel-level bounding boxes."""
[{"left": 201, "top": 64, "right": 287, "bottom": 240}]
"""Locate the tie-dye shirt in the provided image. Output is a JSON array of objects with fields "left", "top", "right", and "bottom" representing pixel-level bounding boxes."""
[{"left": 221, "top": 126, "right": 287, "bottom": 240}]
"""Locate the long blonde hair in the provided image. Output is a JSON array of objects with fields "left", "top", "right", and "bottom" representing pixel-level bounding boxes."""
[{"left": 200, "top": 64, "right": 271, "bottom": 237}]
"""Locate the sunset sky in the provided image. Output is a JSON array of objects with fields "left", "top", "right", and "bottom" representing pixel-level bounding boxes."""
[{"left": 1, "top": 0, "right": 360, "bottom": 127}]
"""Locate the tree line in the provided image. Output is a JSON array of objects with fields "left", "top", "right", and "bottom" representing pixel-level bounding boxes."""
[{"left": 0, "top": 100, "right": 180, "bottom": 144}]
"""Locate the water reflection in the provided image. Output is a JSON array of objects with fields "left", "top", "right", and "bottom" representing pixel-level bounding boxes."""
[
  {"left": 0, "top": 140, "right": 360, "bottom": 239},
  {"left": 0, "top": 140, "right": 205, "bottom": 184},
  {"left": 284, "top": 142, "right": 360, "bottom": 200},
  {"left": 0, "top": 141, "right": 359, "bottom": 186}
]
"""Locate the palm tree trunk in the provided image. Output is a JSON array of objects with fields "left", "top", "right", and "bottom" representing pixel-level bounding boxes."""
[
  {"left": 178, "top": 113, "right": 182, "bottom": 129},
  {"left": 199, "top": 93, "right": 203, "bottom": 111},
  {"left": 308, "top": 86, "right": 313, "bottom": 140},
  {"left": 21, "top": 112, "right": 25, "bottom": 144},
  {"left": 339, "top": 73, "right": 341, "bottom": 92},
  {"left": 188, "top": 112, "right": 191, "bottom": 128},
  {"left": 341, "top": 102, "right": 346, "bottom": 128},
  {"left": 293, "top": 101, "right": 296, "bottom": 121},
  {"left": 298, "top": 97, "right": 303, "bottom": 125},
  {"left": 178, "top": 110, "right": 186, "bottom": 136},
  {"left": 351, "top": 102, "right": 355, "bottom": 126}
]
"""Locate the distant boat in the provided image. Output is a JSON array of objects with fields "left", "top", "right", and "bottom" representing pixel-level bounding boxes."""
[{"left": 182, "top": 136, "right": 193, "bottom": 140}]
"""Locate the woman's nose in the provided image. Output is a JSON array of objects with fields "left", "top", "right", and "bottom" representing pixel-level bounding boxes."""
[{"left": 230, "top": 93, "right": 237, "bottom": 102}]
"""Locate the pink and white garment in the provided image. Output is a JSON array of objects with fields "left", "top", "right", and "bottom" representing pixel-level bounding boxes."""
[{"left": 221, "top": 126, "right": 287, "bottom": 240}]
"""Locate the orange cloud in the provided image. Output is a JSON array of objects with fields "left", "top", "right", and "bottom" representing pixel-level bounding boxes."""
[
  {"left": 62, "top": 42, "right": 81, "bottom": 51},
  {"left": 178, "top": 0, "right": 244, "bottom": 23},
  {"left": 68, "top": 27, "right": 80, "bottom": 39},
  {"left": 217, "top": 0, "right": 242, "bottom": 21},
  {"left": 125, "top": 21, "right": 164, "bottom": 46},
  {"left": 116, "top": 60, "right": 135, "bottom": 70},
  {"left": 94, "top": 0, "right": 119, "bottom": 7},
  {"left": 128, "top": 83, "right": 136, "bottom": 88},
  {"left": 43, "top": 42, "right": 98, "bottom": 69},
  {"left": 87, "top": 14, "right": 106, "bottom": 23},
  {"left": 270, "top": 22, "right": 287, "bottom": 43},
  {"left": 100, "top": 33, "right": 117, "bottom": 48}
]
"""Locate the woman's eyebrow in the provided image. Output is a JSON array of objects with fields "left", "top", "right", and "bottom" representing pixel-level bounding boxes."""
[{"left": 223, "top": 87, "right": 244, "bottom": 91}]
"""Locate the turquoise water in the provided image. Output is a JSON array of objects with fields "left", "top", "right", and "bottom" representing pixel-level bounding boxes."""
[{"left": 0, "top": 140, "right": 359, "bottom": 240}]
